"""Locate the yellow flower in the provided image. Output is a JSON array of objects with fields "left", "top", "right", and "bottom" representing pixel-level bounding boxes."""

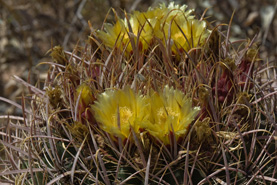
[
  {"left": 76, "top": 84, "right": 93, "bottom": 105},
  {"left": 145, "top": 86, "right": 200, "bottom": 145},
  {"left": 91, "top": 87, "right": 150, "bottom": 139},
  {"left": 97, "top": 2, "right": 202, "bottom": 54},
  {"left": 97, "top": 8, "right": 159, "bottom": 53},
  {"left": 126, "top": 11, "right": 155, "bottom": 52},
  {"left": 158, "top": 8, "right": 210, "bottom": 54},
  {"left": 97, "top": 19, "right": 128, "bottom": 51},
  {"left": 175, "top": 19, "right": 209, "bottom": 53},
  {"left": 76, "top": 83, "right": 94, "bottom": 113}
]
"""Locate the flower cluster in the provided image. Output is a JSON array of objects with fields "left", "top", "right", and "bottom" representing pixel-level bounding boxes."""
[
  {"left": 97, "top": 2, "right": 210, "bottom": 54},
  {"left": 91, "top": 86, "right": 200, "bottom": 144}
]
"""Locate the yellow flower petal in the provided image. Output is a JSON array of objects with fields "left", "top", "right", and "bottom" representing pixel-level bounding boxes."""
[
  {"left": 76, "top": 83, "right": 94, "bottom": 107},
  {"left": 96, "top": 3, "right": 209, "bottom": 55},
  {"left": 97, "top": 20, "right": 127, "bottom": 50},
  {"left": 91, "top": 87, "right": 150, "bottom": 139},
  {"left": 145, "top": 86, "right": 200, "bottom": 144}
]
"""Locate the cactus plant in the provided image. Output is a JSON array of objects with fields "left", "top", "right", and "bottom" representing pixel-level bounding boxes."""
[{"left": 0, "top": 2, "right": 276, "bottom": 185}]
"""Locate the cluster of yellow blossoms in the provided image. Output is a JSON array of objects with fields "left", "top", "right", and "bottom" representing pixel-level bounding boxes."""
[
  {"left": 91, "top": 86, "right": 200, "bottom": 144},
  {"left": 89, "top": 3, "right": 207, "bottom": 144},
  {"left": 97, "top": 2, "right": 210, "bottom": 54}
]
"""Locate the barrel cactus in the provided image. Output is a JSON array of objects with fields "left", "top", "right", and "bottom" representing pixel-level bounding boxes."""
[{"left": 1, "top": 2, "right": 276, "bottom": 185}]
